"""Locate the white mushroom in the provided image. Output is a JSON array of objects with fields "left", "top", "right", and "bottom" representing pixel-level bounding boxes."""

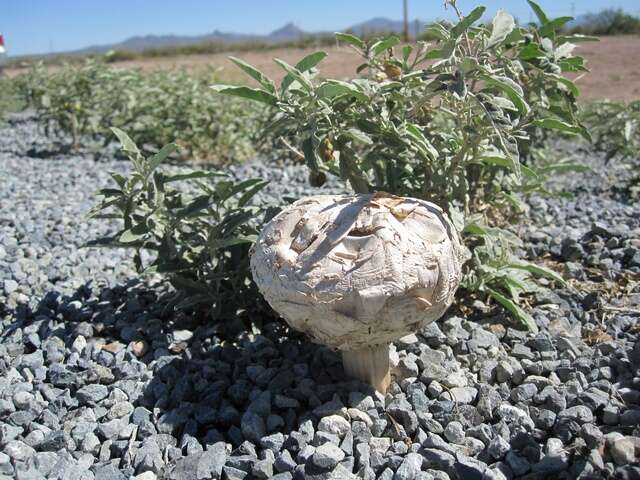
[{"left": 250, "top": 192, "right": 466, "bottom": 392}]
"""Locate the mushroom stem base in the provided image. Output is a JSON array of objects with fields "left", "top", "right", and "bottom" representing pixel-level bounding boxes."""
[{"left": 342, "top": 343, "right": 391, "bottom": 393}]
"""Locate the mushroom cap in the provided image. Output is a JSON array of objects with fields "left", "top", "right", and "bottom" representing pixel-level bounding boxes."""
[{"left": 250, "top": 193, "right": 465, "bottom": 350}]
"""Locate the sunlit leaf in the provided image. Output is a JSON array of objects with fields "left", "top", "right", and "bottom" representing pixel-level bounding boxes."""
[
  {"left": 488, "top": 288, "right": 539, "bottom": 333},
  {"left": 280, "top": 51, "right": 327, "bottom": 92},
  {"left": 210, "top": 85, "right": 278, "bottom": 106},
  {"left": 229, "top": 56, "right": 276, "bottom": 93},
  {"left": 488, "top": 10, "right": 515, "bottom": 48},
  {"left": 451, "top": 6, "right": 486, "bottom": 39},
  {"left": 335, "top": 32, "right": 366, "bottom": 50}
]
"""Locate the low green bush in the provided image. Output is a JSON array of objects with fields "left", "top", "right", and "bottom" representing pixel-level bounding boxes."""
[
  {"left": 580, "top": 100, "right": 640, "bottom": 160},
  {"left": 89, "top": 128, "right": 274, "bottom": 319},
  {"left": 0, "top": 76, "right": 26, "bottom": 120},
  {"left": 580, "top": 100, "right": 640, "bottom": 197},
  {"left": 212, "top": 0, "right": 590, "bottom": 330},
  {"left": 13, "top": 60, "right": 264, "bottom": 164}
]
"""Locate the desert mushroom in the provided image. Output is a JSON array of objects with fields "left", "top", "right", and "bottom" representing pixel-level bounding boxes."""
[{"left": 250, "top": 192, "right": 465, "bottom": 392}]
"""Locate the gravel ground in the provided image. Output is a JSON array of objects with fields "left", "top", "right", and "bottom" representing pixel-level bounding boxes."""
[{"left": 1, "top": 114, "right": 639, "bottom": 480}]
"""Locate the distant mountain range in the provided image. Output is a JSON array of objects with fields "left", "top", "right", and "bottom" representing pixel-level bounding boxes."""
[{"left": 64, "top": 17, "right": 428, "bottom": 56}]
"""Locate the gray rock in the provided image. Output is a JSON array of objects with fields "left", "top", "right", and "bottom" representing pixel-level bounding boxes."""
[
  {"left": 443, "top": 421, "right": 464, "bottom": 444},
  {"left": 620, "top": 409, "right": 640, "bottom": 426},
  {"left": 355, "top": 443, "right": 371, "bottom": 471},
  {"left": 221, "top": 465, "right": 247, "bottom": 479},
  {"left": 441, "top": 387, "right": 477, "bottom": 404},
  {"left": 450, "top": 455, "right": 487, "bottom": 480},
  {"left": 510, "top": 383, "right": 538, "bottom": 402},
  {"left": 393, "top": 452, "right": 423, "bottom": 480},
  {"left": 487, "top": 435, "right": 510, "bottom": 460},
  {"left": 240, "top": 411, "right": 265, "bottom": 443},
  {"left": 531, "top": 452, "right": 569, "bottom": 475},
  {"left": 272, "top": 473, "right": 293, "bottom": 480},
  {"left": 602, "top": 405, "right": 620, "bottom": 425},
  {"left": 317, "top": 415, "right": 350, "bottom": 438},
  {"left": 94, "top": 463, "right": 126, "bottom": 480},
  {"left": 545, "top": 437, "right": 564, "bottom": 455},
  {"left": 12, "top": 391, "right": 34, "bottom": 410},
  {"left": 387, "top": 397, "right": 418, "bottom": 435},
  {"left": 311, "top": 442, "right": 345, "bottom": 469},
  {"left": 97, "top": 419, "right": 125, "bottom": 440},
  {"left": 3, "top": 440, "right": 35, "bottom": 462},
  {"left": 532, "top": 408, "right": 557, "bottom": 431},
  {"left": 76, "top": 384, "right": 109, "bottom": 405},
  {"left": 511, "top": 344, "right": 535, "bottom": 361},
  {"left": 0, "top": 452, "right": 13, "bottom": 477},
  {"left": 505, "top": 451, "right": 530, "bottom": 476},
  {"left": 170, "top": 330, "right": 193, "bottom": 343},
  {"left": 198, "top": 442, "right": 227, "bottom": 479},
  {"left": 495, "top": 404, "right": 534, "bottom": 430},
  {"left": 251, "top": 459, "right": 273, "bottom": 479},
  {"left": 557, "top": 406, "right": 594, "bottom": 424},
  {"left": 134, "top": 439, "right": 164, "bottom": 474},
  {"left": 421, "top": 448, "right": 455, "bottom": 469},
  {"left": 4, "top": 279, "right": 18, "bottom": 294},
  {"left": 296, "top": 445, "right": 316, "bottom": 464},
  {"left": 274, "top": 450, "right": 296, "bottom": 473},
  {"left": 37, "top": 430, "right": 74, "bottom": 451},
  {"left": 468, "top": 328, "right": 499, "bottom": 350},
  {"left": 396, "top": 357, "right": 419, "bottom": 379},
  {"left": 260, "top": 433, "right": 284, "bottom": 452},
  {"left": 81, "top": 432, "right": 101, "bottom": 454},
  {"left": 609, "top": 436, "right": 639, "bottom": 466},
  {"left": 580, "top": 424, "right": 604, "bottom": 449},
  {"left": 0, "top": 423, "right": 23, "bottom": 444},
  {"left": 20, "top": 350, "right": 44, "bottom": 369},
  {"left": 296, "top": 462, "right": 357, "bottom": 479}
]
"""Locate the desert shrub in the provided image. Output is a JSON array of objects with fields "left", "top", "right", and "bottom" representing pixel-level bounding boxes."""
[
  {"left": 212, "top": 1, "right": 590, "bottom": 330},
  {"left": 567, "top": 9, "right": 640, "bottom": 36},
  {"left": 89, "top": 128, "right": 274, "bottom": 319},
  {"left": 14, "top": 60, "right": 264, "bottom": 163},
  {"left": 0, "top": 76, "right": 26, "bottom": 120},
  {"left": 580, "top": 100, "right": 640, "bottom": 197},
  {"left": 581, "top": 100, "right": 640, "bottom": 160}
]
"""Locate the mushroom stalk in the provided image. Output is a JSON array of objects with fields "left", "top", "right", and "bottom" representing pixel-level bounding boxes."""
[{"left": 342, "top": 343, "right": 391, "bottom": 393}]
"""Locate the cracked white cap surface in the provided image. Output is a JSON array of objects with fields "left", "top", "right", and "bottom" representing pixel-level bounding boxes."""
[{"left": 251, "top": 193, "right": 465, "bottom": 350}]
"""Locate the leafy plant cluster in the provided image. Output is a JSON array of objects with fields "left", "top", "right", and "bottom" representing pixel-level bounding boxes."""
[
  {"left": 89, "top": 128, "right": 273, "bottom": 320},
  {"left": 580, "top": 100, "right": 640, "bottom": 197},
  {"left": 13, "top": 60, "right": 263, "bottom": 163},
  {"left": 580, "top": 100, "right": 640, "bottom": 160},
  {"left": 212, "top": 0, "right": 591, "bottom": 330},
  {"left": 0, "top": 76, "right": 26, "bottom": 121}
]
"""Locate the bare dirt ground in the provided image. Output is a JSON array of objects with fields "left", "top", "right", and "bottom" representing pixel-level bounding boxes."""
[{"left": 9, "top": 35, "right": 640, "bottom": 101}]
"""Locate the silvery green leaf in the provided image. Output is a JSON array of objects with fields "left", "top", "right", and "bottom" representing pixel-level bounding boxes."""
[
  {"left": 228, "top": 56, "right": 276, "bottom": 93},
  {"left": 335, "top": 32, "right": 366, "bottom": 50},
  {"left": 111, "top": 127, "right": 139, "bottom": 155},
  {"left": 488, "top": 10, "right": 515, "bottom": 48},
  {"left": 451, "top": 6, "right": 486, "bottom": 39},
  {"left": 555, "top": 42, "right": 576, "bottom": 59},
  {"left": 210, "top": 85, "right": 278, "bottom": 106}
]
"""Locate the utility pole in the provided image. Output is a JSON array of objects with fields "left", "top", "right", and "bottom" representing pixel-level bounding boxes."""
[{"left": 403, "top": 0, "right": 409, "bottom": 42}]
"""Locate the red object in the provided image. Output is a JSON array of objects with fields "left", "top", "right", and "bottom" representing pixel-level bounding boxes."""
[{"left": 0, "top": 35, "right": 4, "bottom": 46}]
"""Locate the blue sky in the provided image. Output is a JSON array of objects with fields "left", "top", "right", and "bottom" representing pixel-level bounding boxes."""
[{"left": 4, "top": 0, "right": 639, "bottom": 56}]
